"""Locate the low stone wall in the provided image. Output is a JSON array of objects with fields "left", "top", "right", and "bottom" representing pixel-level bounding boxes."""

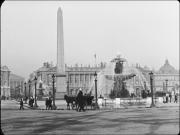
[{"left": 98, "top": 97, "right": 164, "bottom": 108}]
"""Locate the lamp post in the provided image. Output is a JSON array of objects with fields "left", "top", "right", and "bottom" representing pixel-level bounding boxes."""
[
  {"left": 94, "top": 72, "right": 99, "bottom": 109},
  {"left": 24, "top": 82, "right": 27, "bottom": 104},
  {"left": 28, "top": 80, "right": 31, "bottom": 101},
  {"left": 67, "top": 72, "right": 70, "bottom": 95},
  {"left": 67, "top": 81, "right": 69, "bottom": 95},
  {"left": 34, "top": 76, "right": 38, "bottom": 107},
  {"left": 149, "top": 71, "right": 155, "bottom": 107},
  {"left": 165, "top": 79, "right": 168, "bottom": 93},
  {"left": 52, "top": 74, "right": 57, "bottom": 110},
  {"left": 144, "top": 81, "right": 147, "bottom": 91}
]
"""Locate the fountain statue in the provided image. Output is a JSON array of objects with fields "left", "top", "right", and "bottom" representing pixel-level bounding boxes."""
[{"left": 88, "top": 54, "right": 134, "bottom": 98}]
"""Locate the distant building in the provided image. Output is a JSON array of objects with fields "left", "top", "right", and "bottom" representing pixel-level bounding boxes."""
[
  {"left": 30, "top": 62, "right": 104, "bottom": 96},
  {"left": 10, "top": 74, "right": 25, "bottom": 98},
  {"left": 154, "top": 59, "right": 179, "bottom": 94},
  {"left": 29, "top": 59, "right": 179, "bottom": 97},
  {"left": 1, "top": 66, "right": 11, "bottom": 99},
  {"left": 1, "top": 65, "right": 25, "bottom": 99}
]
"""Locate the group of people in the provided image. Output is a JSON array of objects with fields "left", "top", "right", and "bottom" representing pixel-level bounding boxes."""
[
  {"left": 45, "top": 97, "right": 53, "bottom": 110},
  {"left": 163, "top": 93, "right": 178, "bottom": 103},
  {"left": 19, "top": 97, "right": 34, "bottom": 110},
  {"left": 29, "top": 97, "right": 35, "bottom": 107}
]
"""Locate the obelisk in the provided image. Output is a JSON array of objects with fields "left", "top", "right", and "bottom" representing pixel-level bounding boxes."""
[{"left": 56, "top": 7, "right": 66, "bottom": 99}]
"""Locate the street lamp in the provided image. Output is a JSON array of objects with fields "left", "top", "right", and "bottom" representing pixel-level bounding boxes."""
[
  {"left": 28, "top": 80, "right": 31, "bottom": 100},
  {"left": 67, "top": 81, "right": 69, "bottom": 95},
  {"left": 149, "top": 71, "right": 155, "bottom": 107},
  {"left": 34, "top": 76, "right": 38, "bottom": 107},
  {"left": 52, "top": 74, "right": 57, "bottom": 110},
  {"left": 144, "top": 81, "right": 147, "bottom": 91},
  {"left": 165, "top": 79, "right": 168, "bottom": 92},
  {"left": 24, "top": 82, "right": 27, "bottom": 104},
  {"left": 94, "top": 71, "right": 99, "bottom": 109},
  {"left": 67, "top": 72, "right": 70, "bottom": 95}
]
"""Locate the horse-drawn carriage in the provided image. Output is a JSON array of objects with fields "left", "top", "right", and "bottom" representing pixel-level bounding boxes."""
[{"left": 64, "top": 94, "right": 95, "bottom": 111}]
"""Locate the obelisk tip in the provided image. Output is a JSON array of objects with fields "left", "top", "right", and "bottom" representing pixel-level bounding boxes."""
[{"left": 57, "top": 7, "right": 62, "bottom": 14}]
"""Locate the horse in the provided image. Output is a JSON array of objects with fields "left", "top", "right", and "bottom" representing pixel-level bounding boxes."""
[
  {"left": 64, "top": 95, "right": 77, "bottom": 110},
  {"left": 83, "top": 95, "right": 95, "bottom": 110}
]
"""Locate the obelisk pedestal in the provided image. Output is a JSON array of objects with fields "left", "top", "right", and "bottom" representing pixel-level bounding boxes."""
[{"left": 56, "top": 7, "right": 66, "bottom": 99}]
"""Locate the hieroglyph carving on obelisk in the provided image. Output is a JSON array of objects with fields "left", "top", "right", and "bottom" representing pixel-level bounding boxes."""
[{"left": 56, "top": 7, "right": 66, "bottom": 99}]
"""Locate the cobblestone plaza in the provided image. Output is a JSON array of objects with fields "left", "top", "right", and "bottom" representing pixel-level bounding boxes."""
[{"left": 1, "top": 100, "right": 179, "bottom": 134}]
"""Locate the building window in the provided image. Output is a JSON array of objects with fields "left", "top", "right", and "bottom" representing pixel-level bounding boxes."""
[
  {"left": 85, "top": 75, "right": 89, "bottom": 82},
  {"left": 69, "top": 75, "right": 72, "bottom": 84},
  {"left": 75, "top": 75, "right": 78, "bottom": 83}
]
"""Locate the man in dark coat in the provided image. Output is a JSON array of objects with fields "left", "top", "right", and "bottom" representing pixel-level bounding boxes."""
[
  {"left": 45, "top": 98, "right": 49, "bottom": 110},
  {"left": 20, "top": 98, "right": 24, "bottom": 110},
  {"left": 174, "top": 94, "right": 178, "bottom": 103},
  {"left": 169, "top": 94, "right": 172, "bottom": 103},
  {"left": 31, "top": 97, "right": 34, "bottom": 107},
  {"left": 76, "top": 91, "right": 85, "bottom": 112},
  {"left": 49, "top": 97, "right": 52, "bottom": 110}
]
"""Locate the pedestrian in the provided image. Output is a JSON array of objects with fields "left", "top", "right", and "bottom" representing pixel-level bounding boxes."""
[
  {"left": 19, "top": 98, "right": 24, "bottom": 110},
  {"left": 49, "top": 97, "right": 52, "bottom": 110},
  {"left": 174, "top": 94, "right": 178, "bottom": 103},
  {"left": 77, "top": 90, "right": 85, "bottom": 112},
  {"left": 166, "top": 96, "right": 168, "bottom": 103},
  {"left": 166, "top": 93, "right": 169, "bottom": 103},
  {"left": 169, "top": 93, "right": 172, "bottom": 103},
  {"left": 30, "top": 97, "right": 34, "bottom": 107},
  {"left": 45, "top": 97, "right": 49, "bottom": 110}
]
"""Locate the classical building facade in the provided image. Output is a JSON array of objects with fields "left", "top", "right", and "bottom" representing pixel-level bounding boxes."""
[
  {"left": 1, "top": 65, "right": 25, "bottom": 99},
  {"left": 1, "top": 66, "right": 11, "bottom": 99},
  {"left": 10, "top": 74, "right": 25, "bottom": 98},
  {"left": 154, "top": 59, "right": 179, "bottom": 94},
  {"left": 29, "top": 62, "right": 105, "bottom": 96}
]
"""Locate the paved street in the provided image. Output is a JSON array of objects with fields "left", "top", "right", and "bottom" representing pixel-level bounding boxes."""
[{"left": 1, "top": 100, "right": 179, "bottom": 135}]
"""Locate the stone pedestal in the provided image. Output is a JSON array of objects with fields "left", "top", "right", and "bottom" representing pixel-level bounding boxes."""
[{"left": 56, "top": 74, "right": 66, "bottom": 99}]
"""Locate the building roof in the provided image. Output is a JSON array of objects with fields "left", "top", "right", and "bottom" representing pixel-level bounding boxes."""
[
  {"left": 10, "top": 73, "right": 25, "bottom": 81},
  {"left": 158, "top": 59, "right": 178, "bottom": 74},
  {"left": 1, "top": 65, "right": 10, "bottom": 72}
]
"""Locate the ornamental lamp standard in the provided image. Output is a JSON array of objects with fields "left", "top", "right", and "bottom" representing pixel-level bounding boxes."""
[
  {"left": 94, "top": 71, "right": 99, "bottom": 109},
  {"left": 34, "top": 76, "right": 38, "bottom": 107},
  {"left": 28, "top": 80, "right": 31, "bottom": 100},
  {"left": 67, "top": 72, "right": 70, "bottom": 95},
  {"left": 24, "top": 82, "right": 27, "bottom": 104},
  {"left": 149, "top": 71, "right": 155, "bottom": 108},
  {"left": 67, "top": 80, "right": 70, "bottom": 95},
  {"left": 144, "top": 81, "right": 147, "bottom": 91},
  {"left": 52, "top": 74, "right": 57, "bottom": 110}
]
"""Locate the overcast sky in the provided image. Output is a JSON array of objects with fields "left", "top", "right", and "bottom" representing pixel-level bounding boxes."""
[{"left": 1, "top": 1, "right": 179, "bottom": 80}]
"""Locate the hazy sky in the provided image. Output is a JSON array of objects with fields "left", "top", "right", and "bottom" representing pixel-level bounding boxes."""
[{"left": 1, "top": 1, "right": 179, "bottom": 80}]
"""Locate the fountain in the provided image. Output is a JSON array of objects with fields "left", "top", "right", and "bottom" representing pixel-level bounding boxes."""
[{"left": 88, "top": 54, "right": 150, "bottom": 99}]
